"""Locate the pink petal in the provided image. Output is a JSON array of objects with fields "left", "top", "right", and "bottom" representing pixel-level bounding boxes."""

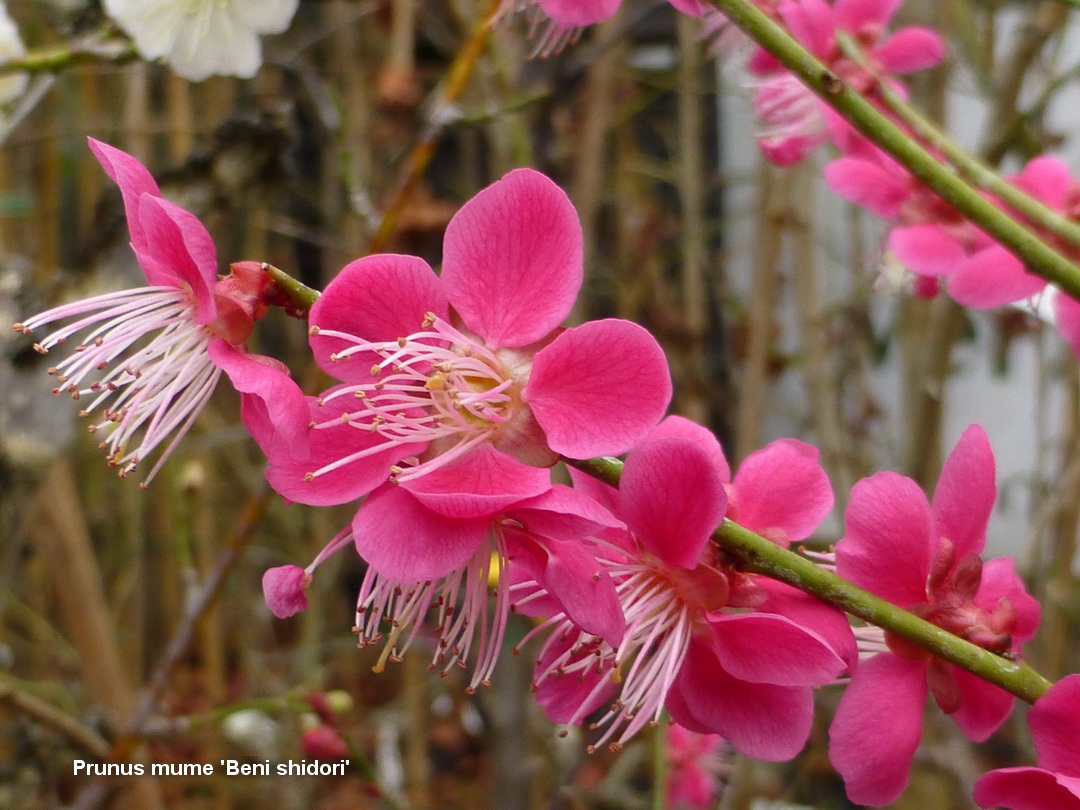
[
  {"left": 667, "top": 0, "right": 708, "bottom": 15},
  {"left": 779, "top": 0, "right": 835, "bottom": 56},
  {"left": 837, "top": 471, "right": 933, "bottom": 606},
  {"left": 262, "top": 564, "right": 310, "bottom": 618},
  {"left": 829, "top": 654, "right": 929, "bottom": 806},
  {"left": 353, "top": 485, "right": 489, "bottom": 583},
  {"left": 87, "top": 138, "right": 164, "bottom": 276},
  {"left": 310, "top": 254, "right": 447, "bottom": 381},
  {"left": 209, "top": 341, "right": 310, "bottom": 461},
  {"left": 932, "top": 424, "right": 994, "bottom": 560},
  {"left": 974, "top": 768, "right": 1080, "bottom": 810},
  {"left": 872, "top": 27, "right": 946, "bottom": 74},
  {"left": 619, "top": 438, "right": 727, "bottom": 569},
  {"left": 137, "top": 195, "right": 219, "bottom": 323},
  {"left": 754, "top": 579, "right": 858, "bottom": 670},
  {"left": 824, "top": 156, "right": 910, "bottom": 219},
  {"left": 834, "top": 0, "right": 903, "bottom": 31},
  {"left": 888, "top": 224, "right": 967, "bottom": 277},
  {"left": 949, "top": 664, "right": 1015, "bottom": 742},
  {"left": 525, "top": 318, "right": 672, "bottom": 458},
  {"left": 646, "top": 415, "right": 731, "bottom": 483},
  {"left": 759, "top": 133, "right": 826, "bottom": 167},
  {"left": 732, "top": 439, "right": 833, "bottom": 544},
  {"left": 977, "top": 557, "right": 1041, "bottom": 643},
  {"left": 1013, "top": 156, "right": 1075, "bottom": 209},
  {"left": 747, "top": 48, "right": 783, "bottom": 74},
  {"left": 664, "top": 677, "right": 716, "bottom": 736},
  {"left": 265, "top": 390, "right": 414, "bottom": 506},
  {"left": 503, "top": 527, "right": 625, "bottom": 645},
  {"left": 1054, "top": 292, "right": 1080, "bottom": 359},
  {"left": 1030, "top": 673, "right": 1080, "bottom": 776},
  {"left": 536, "top": 0, "right": 622, "bottom": 27},
  {"left": 400, "top": 444, "right": 552, "bottom": 519},
  {"left": 708, "top": 612, "right": 844, "bottom": 685},
  {"left": 566, "top": 465, "right": 620, "bottom": 514},
  {"left": 532, "top": 635, "right": 617, "bottom": 723},
  {"left": 948, "top": 246, "right": 1047, "bottom": 308},
  {"left": 441, "top": 169, "right": 582, "bottom": 348},
  {"left": 508, "top": 483, "right": 624, "bottom": 540},
  {"left": 669, "top": 637, "right": 816, "bottom": 761}
]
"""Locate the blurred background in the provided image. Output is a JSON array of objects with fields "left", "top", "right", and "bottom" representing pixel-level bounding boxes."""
[{"left": 2, "top": 0, "right": 1080, "bottom": 807}]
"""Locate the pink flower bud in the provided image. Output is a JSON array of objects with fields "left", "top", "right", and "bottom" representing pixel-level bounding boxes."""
[
  {"left": 262, "top": 565, "right": 311, "bottom": 619},
  {"left": 300, "top": 725, "right": 348, "bottom": 761}
]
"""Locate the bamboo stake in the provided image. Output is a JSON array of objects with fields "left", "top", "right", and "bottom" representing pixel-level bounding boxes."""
[{"left": 31, "top": 461, "right": 164, "bottom": 810}]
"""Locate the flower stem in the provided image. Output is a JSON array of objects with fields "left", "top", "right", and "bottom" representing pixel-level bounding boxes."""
[
  {"left": 264, "top": 263, "right": 320, "bottom": 314},
  {"left": 565, "top": 455, "right": 1055, "bottom": 705},
  {"left": 0, "top": 32, "right": 137, "bottom": 75},
  {"left": 707, "top": 0, "right": 1080, "bottom": 301}
]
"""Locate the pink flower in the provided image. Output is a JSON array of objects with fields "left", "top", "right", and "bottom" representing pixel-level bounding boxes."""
[
  {"left": 973, "top": 674, "right": 1080, "bottom": 810},
  {"left": 13, "top": 139, "right": 307, "bottom": 483},
  {"left": 744, "top": 0, "right": 944, "bottom": 165},
  {"left": 500, "top": 0, "right": 706, "bottom": 53},
  {"left": 265, "top": 168, "right": 671, "bottom": 517},
  {"left": 357, "top": 483, "right": 627, "bottom": 691},
  {"left": 941, "top": 157, "right": 1080, "bottom": 309},
  {"left": 830, "top": 424, "right": 1041, "bottom": 806},
  {"left": 823, "top": 133, "right": 991, "bottom": 294},
  {"left": 666, "top": 723, "right": 730, "bottom": 809},
  {"left": 532, "top": 422, "right": 847, "bottom": 758},
  {"left": 265, "top": 480, "right": 626, "bottom": 692},
  {"left": 528, "top": 0, "right": 705, "bottom": 28},
  {"left": 883, "top": 155, "right": 1080, "bottom": 357}
]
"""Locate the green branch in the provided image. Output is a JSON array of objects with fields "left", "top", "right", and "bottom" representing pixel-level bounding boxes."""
[
  {"left": 708, "top": 0, "right": 1080, "bottom": 301},
  {"left": 567, "top": 455, "right": 1054, "bottom": 705},
  {"left": 0, "top": 34, "right": 136, "bottom": 76},
  {"left": 833, "top": 32, "right": 1080, "bottom": 252}
]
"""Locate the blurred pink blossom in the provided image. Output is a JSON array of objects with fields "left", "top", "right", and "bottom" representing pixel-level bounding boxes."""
[
  {"left": 667, "top": 723, "right": 730, "bottom": 809},
  {"left": 973, "top": 674, "right": 1080, "bottom": 810}
]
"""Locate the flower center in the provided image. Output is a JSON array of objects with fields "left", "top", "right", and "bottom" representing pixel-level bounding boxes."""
[
  {"left": 309, "top": 313, "right": 521, "bottom": 483},
  {"left": 529, "top": 547, "right": 730, "bottom": 752}
]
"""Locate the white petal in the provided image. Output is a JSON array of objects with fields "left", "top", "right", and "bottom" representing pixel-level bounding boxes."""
[
  {"left": 231, "top": 0, "right": 300, "bottom": 34},
  {"left": 167, "top": 6, "right": 262, "bottom": 81},
  {"left": 104, "top": 0, "right": 186, "bottom": 60}
]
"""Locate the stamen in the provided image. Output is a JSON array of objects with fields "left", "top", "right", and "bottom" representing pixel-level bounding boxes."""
[{"left": 303, "top": 314, "right": 520, "bottom": 486}]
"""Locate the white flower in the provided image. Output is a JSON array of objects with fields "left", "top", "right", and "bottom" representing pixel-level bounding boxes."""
[{"left": 104, "top": 0, "right": 299, "bottom": 82}]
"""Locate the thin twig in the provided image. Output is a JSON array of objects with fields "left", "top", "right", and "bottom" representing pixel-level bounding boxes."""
[
  {"left": 0, "top": 678, "right": 110, "bottom": 757},
  {"left": 362, "top": 0, "right": 496, "bottom": 252},
  {"left": 366, "top": 0, "right": 502, "bottom": 253}
]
